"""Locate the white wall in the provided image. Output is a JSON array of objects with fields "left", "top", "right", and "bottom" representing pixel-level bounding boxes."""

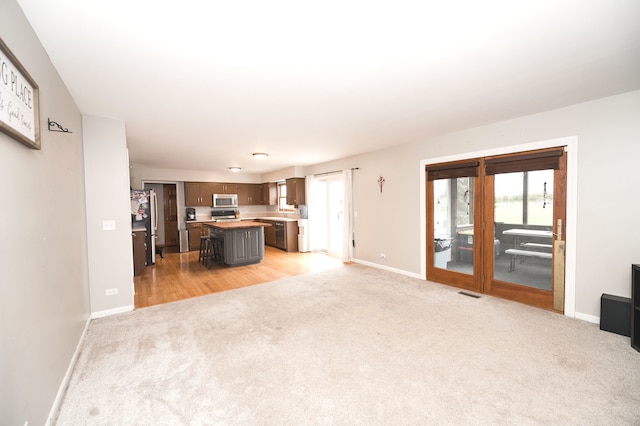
[
  {"left": 0, "top": 1, "right": 91, "bottom": 424},
  {"left": 83, "top": 116, "right": 134, "bottom": 315},
  {"left": 126, "top": 91, "right": 640, "bottom": 320},
  {"left": 311, "top": 90, "right": 640, "bottom": 320}
]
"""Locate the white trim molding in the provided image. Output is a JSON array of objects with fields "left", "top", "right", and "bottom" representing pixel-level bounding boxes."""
[
  {"left": 91, "top": 304, "right": 134, "bottom": 319},
  {"left": 352, "top": 258, "right": 423, "bottom": 280},
  {"left": 574, "top": 312, "right": 600, "bottom": 325},
  {"left": 46, "top": 317, "right": 91, "bottom": 426}
]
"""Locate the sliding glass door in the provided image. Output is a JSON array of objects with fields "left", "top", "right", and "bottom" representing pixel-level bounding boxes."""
[
  {"left": 312, "top": 173, "right": 345, "bottom": 258},
  {"left": 426, "top": 148, "right": 567, "bottom": 311},
  {"left": 483, "top": 149, "right": 567, "bottom": 310},
  {"left": 426, "top": 160, "right": 482, "bottom": 292}
]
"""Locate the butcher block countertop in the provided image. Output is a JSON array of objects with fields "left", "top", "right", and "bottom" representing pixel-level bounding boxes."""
[{"left": 203, "top": 221, "right": 270, "bottom": 229}]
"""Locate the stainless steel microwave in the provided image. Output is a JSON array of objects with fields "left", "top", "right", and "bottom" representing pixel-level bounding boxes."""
[{"left": 212, "top": 193, "right": 238, "bottom": 208}]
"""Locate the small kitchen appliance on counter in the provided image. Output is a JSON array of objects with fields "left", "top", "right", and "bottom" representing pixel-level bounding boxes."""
[{"left": 186, "top": 207, "right": 196, "bottom": 221}]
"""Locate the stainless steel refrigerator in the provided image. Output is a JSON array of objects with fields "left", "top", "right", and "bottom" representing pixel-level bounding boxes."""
[{"left": 131, "top": 188, "right": 158, "bottom": 265}]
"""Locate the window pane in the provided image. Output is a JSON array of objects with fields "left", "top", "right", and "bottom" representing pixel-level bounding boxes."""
[
  {"left": 494, "top": 170, "right": 552, "bottom": 291},
  {"left": 527, "top": 169, "right": 553, "bottom": 226},
  {"left": 494, "top": 172, "right": 524, "bottom": 224}
]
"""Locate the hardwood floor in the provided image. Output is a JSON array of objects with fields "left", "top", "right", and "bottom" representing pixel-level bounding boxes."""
[{"left": 134, "top": 246, "right": 346, "bottom": 308}]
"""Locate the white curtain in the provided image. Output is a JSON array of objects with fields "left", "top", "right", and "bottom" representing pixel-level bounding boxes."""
[
  {"left": 342, "top": 169, "right": 353, "bottom": 262},
  {"left": 305, "top": 175, "right": 318, "bottom": 252}
]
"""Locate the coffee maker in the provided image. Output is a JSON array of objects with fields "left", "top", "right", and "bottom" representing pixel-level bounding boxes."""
[{"left": 186, "top": 207, "right": 196, "bottom": 221}]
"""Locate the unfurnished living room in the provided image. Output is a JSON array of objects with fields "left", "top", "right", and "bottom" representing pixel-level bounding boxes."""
[{"left": 2, "top": 1, "right": 640, "bottom": 425}]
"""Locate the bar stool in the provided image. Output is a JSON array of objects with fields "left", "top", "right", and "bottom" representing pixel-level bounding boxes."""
[
  {"left": 198, "top": 236, "right": 210, "bottom": 265},
  {"left": 206, "top": 236, "right": 224, "bottom": 269}
]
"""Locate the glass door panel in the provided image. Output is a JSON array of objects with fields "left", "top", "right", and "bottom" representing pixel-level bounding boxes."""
[
  {"left": 492, "top": 170, "right": 554, "bottom": 290},
  {"left": 484, "top": 148, "right": 566, "bottom": 311},
  {"left": 312, "top": 174, "right": 344, "bottom": 258},
  {"left": 426, "top": 164, "right": 481, "bottom": 293},
  {"left": 433, "top": 177, "right": 474, "bottom": 274}
]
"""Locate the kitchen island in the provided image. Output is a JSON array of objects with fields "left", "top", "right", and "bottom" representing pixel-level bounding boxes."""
[{"left": 204, "top": 221, "right": 268, "bottom": 266}]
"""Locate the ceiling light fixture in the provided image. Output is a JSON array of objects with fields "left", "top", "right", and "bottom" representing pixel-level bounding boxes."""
[
  {"left": 252, "top": 152, "right": 269, "bottom": 159},
  {"left": 228, "top": 167, "right": 242, "bottom": 172}
]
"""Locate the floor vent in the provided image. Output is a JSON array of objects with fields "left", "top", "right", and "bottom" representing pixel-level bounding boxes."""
[{"left": 458, "top": 291, "right": 481, "bottom": 299}]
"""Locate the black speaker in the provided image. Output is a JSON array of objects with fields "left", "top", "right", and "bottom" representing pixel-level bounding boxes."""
[{"left": 600, "top": 294, "right": 631, "bottom": 337}]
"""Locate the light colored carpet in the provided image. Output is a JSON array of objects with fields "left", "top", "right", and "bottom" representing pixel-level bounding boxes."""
[{"left": 56, "top": 264, "right": 640, "bottom": 425}]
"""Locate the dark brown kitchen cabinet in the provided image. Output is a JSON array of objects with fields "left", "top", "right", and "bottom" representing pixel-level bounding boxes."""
[
  {"left": 261, "top": 219, "right": 298, "bottom": 252},
  {"left": 285, "top": 221, "right": 299, "bottom": 252},
  {"left": 264, "top": 222, "right": 276, "bottom": 246},
  {"left": 286, "top": 178, "right": 305, "bottom": 206},
  {"left": 262, "top": 182, "right": 277, "bottom": 205},
  {"left": 185, "top": 182, "right": 214, "bottom": 206},
  {"left": 132, "top": 230, "right": 147, "bottom": 276},
  {"left": 211, "top": 183, "right": 238, "bottom": 194},
  {"left": 237, "top": 183, "right": 262, "bottom": 205},
  {"left": 187, "top": 222, "right": 212, "bottom": 251}
]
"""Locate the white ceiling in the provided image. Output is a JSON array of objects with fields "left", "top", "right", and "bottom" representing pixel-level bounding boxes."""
[{"left": 16, "top": 0, "right": 640, "bottom": 175}]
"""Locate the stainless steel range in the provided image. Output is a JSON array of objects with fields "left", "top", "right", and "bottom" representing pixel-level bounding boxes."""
[{"left": 211, "top": 209, "right": 240, "bottom": 222}]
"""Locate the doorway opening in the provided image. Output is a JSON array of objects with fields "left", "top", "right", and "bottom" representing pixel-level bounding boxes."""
[{"left": 143, "top": 183, "right": 178, "bottom": 253}]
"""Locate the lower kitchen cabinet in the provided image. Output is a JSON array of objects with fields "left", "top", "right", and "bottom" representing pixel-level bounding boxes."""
[
  {"left": 187, "top": 222, "right": 213, "bottom": 251},
  {"left": 227, "top": 227, "right": 264, "bottom": 265},
  {"left": 210, "top": 226, "right": 264, "bottom": 266},
  {"left": 284, "top": 221, "right": 298, "bottom": 252},
  {"left": 264, "top": 224, "right": 276, "bottom": 246},
  {"left": 261, "top": 219, "right": 298, "bottom": 252},
  {"left": 132, "top": 230, "right": 147, "bottom": 276}
]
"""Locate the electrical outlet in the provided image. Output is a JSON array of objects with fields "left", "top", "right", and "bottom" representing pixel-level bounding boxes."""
[
  {"left": 106, "top": 288, "right": 118, "bottom": 296},
  {"left": 102, "top": 220, "right": 116, "bottom": 231}
]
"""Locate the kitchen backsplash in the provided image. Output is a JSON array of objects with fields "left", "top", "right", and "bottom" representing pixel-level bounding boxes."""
[{"left": 188, "top": 205, "right": 302, "bottom": 220}]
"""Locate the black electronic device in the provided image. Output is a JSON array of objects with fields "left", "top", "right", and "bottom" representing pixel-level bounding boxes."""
[{"left": 600, "top": 293, "right": 631, "bottom": 337}]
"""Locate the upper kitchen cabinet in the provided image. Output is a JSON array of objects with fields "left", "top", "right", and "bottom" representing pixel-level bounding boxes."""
[
  {"left": 286, "top": 178, "right": 306, "bottom": 206},
  {"left": 237, "top": 183, "right": 262, "bottom": 206},
  {"left": 211, "top": 183, "right": 238, "bottom": 194},
  {"left": 262, "top": 182, "right": 277, "bottom": 206},
  {"left": 185, "top": 182, "right": 215, "bottom": 206}
]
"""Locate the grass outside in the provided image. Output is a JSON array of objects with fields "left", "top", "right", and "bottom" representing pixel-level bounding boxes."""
[{"left": 494, "top": 201, "right": 553, "bottom": 227}]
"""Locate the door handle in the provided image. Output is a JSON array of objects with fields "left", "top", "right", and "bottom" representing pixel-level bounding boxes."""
[{"left": 555, "top": 218, "right": 563, "bottom": 240}]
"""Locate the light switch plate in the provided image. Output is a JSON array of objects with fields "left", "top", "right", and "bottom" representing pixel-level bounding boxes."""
[{"left": 102, "top": 220, "right": 116, "bottom": 231}]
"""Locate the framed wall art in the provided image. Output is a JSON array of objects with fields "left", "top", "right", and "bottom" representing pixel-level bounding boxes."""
[{"left": 0, "top": 37, "right": 40, "bottom": 149}]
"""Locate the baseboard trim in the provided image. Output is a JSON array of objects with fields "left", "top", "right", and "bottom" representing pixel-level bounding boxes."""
[
  {"left": 46, "top": 317, "right": 91, "bottom": 426},
  {"left": 351, "top": 258, "right": 423, "bottom": 280},
  {"left": 574, "top": 312, "right": 599, "bottom": 324},
  {"left": 352, "top": 260, "right": 603, "bottom": 324},
  {"left": 91, "top": 304, "right": 134, "bottom": 319}
]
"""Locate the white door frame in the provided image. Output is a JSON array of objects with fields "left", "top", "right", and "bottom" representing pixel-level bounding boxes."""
[{"left": 420, "top": 136, "right": 578, "bottom": 318}]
